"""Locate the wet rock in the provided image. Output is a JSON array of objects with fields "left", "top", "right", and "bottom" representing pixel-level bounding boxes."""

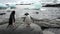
[
  {"left": 43, "top": 30, "right": 55, "bottom": 34},
  {"left": 14, "top": 23, "right": 43, "bottom": 34}
]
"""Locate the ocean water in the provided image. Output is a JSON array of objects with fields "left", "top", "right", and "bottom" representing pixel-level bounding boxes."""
[{"left": 15, "top": 7, "right": 60, "bottom": 19}]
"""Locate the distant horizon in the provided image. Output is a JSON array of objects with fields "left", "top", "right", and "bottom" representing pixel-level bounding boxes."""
[
  {"left": 0, "top": 0, "right": 40, "bottom": 4},
  {"left": 0, "top": 0, "right": 60, "bottom": 4}
]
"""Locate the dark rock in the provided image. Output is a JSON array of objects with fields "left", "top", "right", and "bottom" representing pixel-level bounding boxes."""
[
  {"left": 0, "top": 13, "right": 6, "bottom": 15},
  {"left": 43, "top": 4, "right": 60, "bottom": 7}
]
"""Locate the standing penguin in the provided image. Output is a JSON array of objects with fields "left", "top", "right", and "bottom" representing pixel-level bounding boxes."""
[
  {"left": 7, "top": 10, "right": 15, "bottom": 28},
  {"left": 23, "top": 13, "right": 32, "bottom": 27}
]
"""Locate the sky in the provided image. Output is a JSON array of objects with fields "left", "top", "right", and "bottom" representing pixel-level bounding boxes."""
[{"left": 0, "top": 0, "right": 60, "bottom": 4}]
